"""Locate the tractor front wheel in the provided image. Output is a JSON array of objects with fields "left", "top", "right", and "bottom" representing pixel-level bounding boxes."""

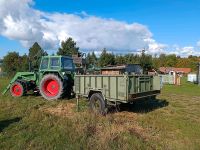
[
  {"left": 10, "top": 82, "right": 25, "bottom": 97},
  {"left": 39, "top": 74, "right": 63, "bottom": 100}
]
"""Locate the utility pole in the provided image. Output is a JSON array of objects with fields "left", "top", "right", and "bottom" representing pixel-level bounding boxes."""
[{"left": 198, "top": 62, "right": 200, "bottom": 86}]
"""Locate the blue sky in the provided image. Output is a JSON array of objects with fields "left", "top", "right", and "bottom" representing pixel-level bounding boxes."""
[
  {"left": 0, "top": 0, "right": 200, "bottom": 57},
  {"left": 34, "top": 0, "right": 200, "bottom": 45}
]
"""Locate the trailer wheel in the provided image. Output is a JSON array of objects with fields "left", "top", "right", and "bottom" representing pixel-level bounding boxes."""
[
  {"left": 89, "top": 93, "right": 106, "bottom": 115},
  {"left": 10, "top": 82, "right": 25, "bottom": 97},
  {"left": 151, "top": 95, "right": 156, "bottom": 100},
  {"left": 40, "top": 74, "right": 63, "bottom": 100}
]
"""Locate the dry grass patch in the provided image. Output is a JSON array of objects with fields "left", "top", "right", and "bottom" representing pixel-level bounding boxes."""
[
  {"left": 41, "top": 102, "right": 153, "bottom": 148},
  {"left": 40, "top": 102, "right": 77, "bottom": 119}
]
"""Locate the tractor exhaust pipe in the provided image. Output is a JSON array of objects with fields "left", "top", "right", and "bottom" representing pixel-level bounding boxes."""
[{"left": 28, "top": 57, "right": 32, "bottom": 72}]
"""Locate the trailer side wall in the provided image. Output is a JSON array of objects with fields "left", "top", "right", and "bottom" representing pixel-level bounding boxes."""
[{"left": 75, "top": 75, "right": 161, "bottom": 103}]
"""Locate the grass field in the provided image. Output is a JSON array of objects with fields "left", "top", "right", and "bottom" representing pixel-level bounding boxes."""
[{"left": 0, "top": 77, "right": 200, "bottom": 150}]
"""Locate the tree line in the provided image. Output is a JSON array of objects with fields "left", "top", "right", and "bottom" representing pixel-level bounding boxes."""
[
  {"left": 1, "top": 37, "right": 200, "bottom": 76},
  {"left": 86, "top": 49, "right": 200, "bottom": 72}
]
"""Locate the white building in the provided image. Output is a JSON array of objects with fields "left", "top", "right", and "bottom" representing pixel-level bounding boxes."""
[{"left": 187, "top": 73, "right": 197, "bottom": 83}]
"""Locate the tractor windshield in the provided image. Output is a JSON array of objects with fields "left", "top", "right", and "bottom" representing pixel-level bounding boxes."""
[
  {"left": 61, "top": 57, "right": 74, "bottom": 70},
  {"left": 40, "top": 58, "right": 49, "bottom": 70}
]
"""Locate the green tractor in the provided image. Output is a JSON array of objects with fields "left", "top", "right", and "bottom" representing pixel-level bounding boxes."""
[{"left": 2, "top": 56, "right": 75, "bottom": 100}]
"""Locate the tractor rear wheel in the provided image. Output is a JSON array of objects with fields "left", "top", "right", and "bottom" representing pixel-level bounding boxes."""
[
  {"left": 39, "top": 74, "right": 63, "bottom": 100},
  {"left": 10, "top": 82, "right": 25, "bottom": 97}
]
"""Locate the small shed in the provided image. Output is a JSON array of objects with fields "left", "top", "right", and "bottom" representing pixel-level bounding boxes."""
[
  {"left": 187, "top": 73, "right": 197, "bottom": 83},
  {"left": 101, "top": 64, "right": 143, "bottom": 75}
]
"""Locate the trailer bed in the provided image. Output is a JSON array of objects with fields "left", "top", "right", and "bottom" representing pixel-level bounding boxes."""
[{"left": 74, "top": 75, "right": 161, "bottom": 103}]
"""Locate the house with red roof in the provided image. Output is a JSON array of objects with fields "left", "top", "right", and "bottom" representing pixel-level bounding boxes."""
[{"left": 159, "top": 67, "right": 191, "bottom": 75}]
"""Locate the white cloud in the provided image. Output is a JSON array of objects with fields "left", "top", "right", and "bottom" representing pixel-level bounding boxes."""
[
  {"left": 0, "top": 0, "right": 46, "bottom": 48},
  {"left": 144, "top": 39, "right": 167, "bottom": 54},
  {"left": 169, "top": 45, "right": 200, "bottom": 57},
  {"left": 0, "top": 0, "right": 166, "bottom": 54},
  {"left": 197, "top": 41, "right": 200, "bottom": 47}
]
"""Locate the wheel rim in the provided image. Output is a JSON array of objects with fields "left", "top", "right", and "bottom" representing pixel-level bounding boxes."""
[
  {"left": 11, "top": 84, "right": 22, "bottom": 97},
  {"left": 43, "top": 79, "right": 60, "bottom": 97},
  {"left": 92, "top": 99, "right": 101, "bottom": 113}
]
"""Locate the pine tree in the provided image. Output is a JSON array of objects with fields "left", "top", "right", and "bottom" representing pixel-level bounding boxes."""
[
  {"left": 86, "top": 51, "right": 97, "bottom": 67},
  {"left": 57, "top": 37, "right": 79, "bottom": 56},
  {"left": 139, "top": 51, "right": 153, "bottom": 72},
  {"left": 98, "top": 49, "right": 115, "bottom": 67},
  {"left": 28, "top": 42, "right": 45, "bottom": 69}
]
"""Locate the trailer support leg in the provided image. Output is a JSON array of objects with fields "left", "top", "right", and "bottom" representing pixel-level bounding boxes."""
[{"left": 76, "top": 95, "right": 80, "bottom": 112}]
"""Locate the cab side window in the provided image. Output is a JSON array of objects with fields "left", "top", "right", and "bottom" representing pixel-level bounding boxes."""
[
  {"left": 40, "top": 58, "right": 49, "bottom": 70},
  {"left": 50, "top": 58, "right": 60, "bottom": 69}
]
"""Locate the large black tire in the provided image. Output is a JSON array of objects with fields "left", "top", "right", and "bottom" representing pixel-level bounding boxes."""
[
  {"left": 39, "top": 74, "right": 63, "bottom": 100},
  {"left": 10, "top": 81, "right": 26, "bottom": 97},
  {"left": 89, "top": 93, "right": 107, "bottom": 115},
  {"left": 151, "top": 95, "right": 157, "bottom": 100}
]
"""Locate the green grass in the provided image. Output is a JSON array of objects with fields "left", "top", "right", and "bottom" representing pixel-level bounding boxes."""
[{"left": 0, "top": 77, "right": 200, "bottom": 149}]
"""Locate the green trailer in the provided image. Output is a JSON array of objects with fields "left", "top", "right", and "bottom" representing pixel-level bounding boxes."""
[{"left": 74, "top": 75, "right": 161, "bottom": 114}]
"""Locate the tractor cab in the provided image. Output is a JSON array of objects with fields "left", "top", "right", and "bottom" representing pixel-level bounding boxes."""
[{"left": 39, "top": 56, "right": 75, "bottom": 72}]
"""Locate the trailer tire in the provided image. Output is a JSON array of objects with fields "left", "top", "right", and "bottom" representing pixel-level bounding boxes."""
[
  {"left": 10, "top": 81, "right": 25, "bottom": 97},
  {"left": 40, "top": 74, "right": 63, "bottom": 100},
  {"left": 150, "top": 95, "right": 156, "bottom": 100},
  {"left": 89, "top": 93, "right": 107, "bottom": 115}
]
